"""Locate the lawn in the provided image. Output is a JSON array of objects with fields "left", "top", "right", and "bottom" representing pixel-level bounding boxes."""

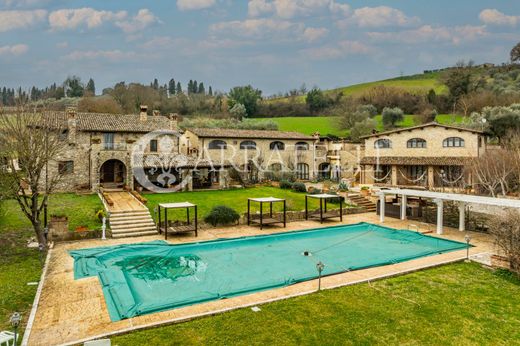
[
  {"left": 0, "top": 193, "right": 103, "bottom": 233},
  {"left": 143, "top": 186, "right": 323, "bottom": 221},
  {"left": 111, "top": 262, "right": 520, "bottom": 345},
  {"left": 0, "top": 193, "right": 103, "bottom": 338},
  {"left": 248, "top": 114, "right": 465, "bottom": 137}
]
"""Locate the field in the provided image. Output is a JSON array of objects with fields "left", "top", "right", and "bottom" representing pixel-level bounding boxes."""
[
  {"left": 112, "top": 262, "right": 520, "bottom": 345},
  {"left": 247, "top": 114, "right": 465, "bottom": 137},
  {"left": 269, "top": 72, "right": 447, "bottom": 104}
]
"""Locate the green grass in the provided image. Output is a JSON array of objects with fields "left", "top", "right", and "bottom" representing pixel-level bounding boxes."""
[
  {"left": 248, "top": 114, "right": 465, "bottom": 137},
  {"left": 111, "top": 262, "right": 520, "bottom": 345},
  {"left": 144, "top": 186, "right": 322, "bottom": 222},
  {"left": 0, "top": 193, "right": 103, "bottom": 234},
  {"left": 269, "top": 72, "right": 448, "bottom": 104}
]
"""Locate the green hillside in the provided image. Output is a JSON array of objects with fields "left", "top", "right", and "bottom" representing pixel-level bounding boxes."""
[
  {"left": 268, "top": 72, "right": 447, "bottom": 104},
  {"left": 247, "top": 114, "right": 464, "bottom": 137}
]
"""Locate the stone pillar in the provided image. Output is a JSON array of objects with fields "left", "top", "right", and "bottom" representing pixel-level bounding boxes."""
[
  {"left": 434, "top": 198, "right": 444, "bottom": 234},
  {"left": 391, "top": 165, "right": 398, "bottom": 186},
  {"left": 458, "top": 202, "right": 466, "bottom": 232},
  {"left": 379, "top": 193, "right": 385, "bottom": 223},
  {"left": 400, "top": 194, "right": 407, "bottom": 220},
  {"left": 428, "top": 166, "right": 435, "bottom": 190}
]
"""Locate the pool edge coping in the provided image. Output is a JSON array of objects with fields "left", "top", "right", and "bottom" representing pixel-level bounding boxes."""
[{"left": 56, "top": 251, "right": 477, "bottom": 346}]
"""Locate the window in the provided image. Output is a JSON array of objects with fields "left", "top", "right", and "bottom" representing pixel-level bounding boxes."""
[
  {"left": 443, "top": 137, "right": 465, "bottom": 147},
  {"left": 295, "top": 142, "right": 309, "bottom": 150},
  {"left": 240, "top": 140, "right": 257, "bottom": 150},
  {"left": 374, "top": 139, "right": 392, "bottom": 149},
  {"left": 270, "top": 141, "right": 285, "bottom": 150},
  {"left": 103, "top": 133, "right": 115, "bottom": 150},
  {"left": 407, "top": 138, "right": 426, "bottom": 148},
  {"left": 296, "top": 163, "right": 309, "bottom": 180},
  {"left": 269, "top": 163, "right": 282, "bottom": 172},
  {"left": 208, "top": 140, "right": 227, "bottom": 150},
  {"left": 58, "top": 161, "right": 74, "bottom": 175},
  {"left": 150, "top": 139, "right": 158, "bottom": 152},
  {"left": 58, "top": 130, "right": 68, "bottom": 141}
]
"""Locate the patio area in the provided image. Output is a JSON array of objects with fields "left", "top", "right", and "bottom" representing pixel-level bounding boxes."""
[{"left": 25, "top": 213, "right": 495, "bottom": 346}]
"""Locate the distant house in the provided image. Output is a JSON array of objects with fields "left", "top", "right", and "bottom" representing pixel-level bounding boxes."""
[{"left": 359, "top": 122, "right": 486, "bottom": 189}]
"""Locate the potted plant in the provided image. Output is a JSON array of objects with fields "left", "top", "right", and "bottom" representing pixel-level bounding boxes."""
[
  {"left": 360, "top": 186, "right": 370, "bottom": 197},
  {"left": 50, "top": 214, "right": 68, "bottom": 222}
]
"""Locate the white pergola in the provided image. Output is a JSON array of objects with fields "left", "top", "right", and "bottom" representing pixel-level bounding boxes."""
[{"left": 377, "top": 188, "right": 520, "bottom": 234}]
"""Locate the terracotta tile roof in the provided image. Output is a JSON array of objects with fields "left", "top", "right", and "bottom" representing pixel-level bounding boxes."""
[
  {"left": 360, "top": 156, "right": 473, "bottom": 166},
  {"left": 359, "top": 122, "right": 483, "bottom": 139},
  {"left": 43, "top": 111, "right": 173, "bottom": 133},
  {"left": 187, "top": 127, "right": 314, "bottom": 140}
]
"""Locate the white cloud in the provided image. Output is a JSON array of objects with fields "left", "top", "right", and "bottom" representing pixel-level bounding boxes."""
[
  {"left": 210, "top": 18, "right": 303, "bottom": 39},
  {"left": 115, "top": 9, "right": 159, "bottom": 34},
  {"left": 177, "top": 0, "right": 215, "bottom": 11},
  {"left": 479, "top": 9, "right": 519, "bottom": 27},
  {"left": 328, "top": 0, "right": 350, "bottom": 16},
  {"left": 301, "top": 40, "right": 373, "bottom": 60},
  {"left": 346, "top": 6, "right": 420, "bottom": 28},
  {"left": 367, "top": 25, "right": 487, "bottom": 45},
  {"left": 302, "top": 27, "right": 328, "bottom": 42},
  {"left": 48, "top": 8, "right": 127, "bottom": 30},
  {"left": 0, "top": 44, "right": 29, "bottom": 56},
  {"left": 0, "top": 10, "right": 47, "bottom": 32},
  {"left": 248, "top": 0, "right": 339, "bottom": 19},
  {"left": 63, "top": 49, "right": 138, "bottom": 61}
]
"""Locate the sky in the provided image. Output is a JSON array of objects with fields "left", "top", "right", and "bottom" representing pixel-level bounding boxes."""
[{"left": 0, "top": 0, "right": 519, "bottom": 95}]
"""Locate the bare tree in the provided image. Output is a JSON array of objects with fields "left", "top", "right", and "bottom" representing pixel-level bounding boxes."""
[
  {"left": 489, "top": 210, "right": 520, "bottom": 274},
  {"left": 0, "top": 109, "right": 64, "bottom": 246},
  {"left": 471, "top": 148, "right": 517, "bottom": 197}
]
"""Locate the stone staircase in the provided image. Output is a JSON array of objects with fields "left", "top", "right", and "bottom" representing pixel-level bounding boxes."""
[
  {"left": 348, "top": 194, "right": 377, "bottom": 212},
  {"left": 109, "top": 209, "right": 157, "bottom": 238},
  {"left": 101, "top": 191, "right": 157, "bottom": 238}
]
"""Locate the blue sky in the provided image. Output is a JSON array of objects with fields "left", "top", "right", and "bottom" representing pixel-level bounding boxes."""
[{"left": 0, "top": 0, "right": 519, "bottom": 95}]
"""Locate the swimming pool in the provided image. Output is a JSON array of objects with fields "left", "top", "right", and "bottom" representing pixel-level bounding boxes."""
[{"left": 70, "top": 222, "right": 469, "bottom": 321}]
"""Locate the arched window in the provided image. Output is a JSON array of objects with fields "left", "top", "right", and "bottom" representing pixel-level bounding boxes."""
[
  {"left": 240, "top": 140, "right": 257, "bottom": 149},
  {"left": 296, "top": 163, "right": 309, "bottom": 180},
  {"left": 374, "top": 139, "right": 392, "bottom": 149},
  {"left": 443, "top": 137, "right": 465, "bottom": 148},
  {"left": 269, "top": 163, "right": 282, "bottom": 172},
  {"left": 270, "top": 141, "right": 285, "bottom": 150},
  {"left": 295, "top": 142, "right": 309, "bottom": 150},
  {"left": 407, "top": 138, "right": 427, "bottom": 148},
  {"left": 208, "top": 140, "right": 227, "bottom": 150}
]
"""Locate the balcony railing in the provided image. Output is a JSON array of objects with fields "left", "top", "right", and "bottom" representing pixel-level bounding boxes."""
[{"left": 102, "top": 143, "right": 128, "bottom": 151}]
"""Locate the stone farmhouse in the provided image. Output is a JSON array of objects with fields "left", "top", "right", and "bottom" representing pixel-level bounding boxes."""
[{"left": 359, "top": 123, "right": 486, "bottom": 189}]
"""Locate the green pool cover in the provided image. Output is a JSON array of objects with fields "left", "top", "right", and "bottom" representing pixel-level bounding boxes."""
[{"left": 70, "top": 222, "right": 469, "bottom": 321}]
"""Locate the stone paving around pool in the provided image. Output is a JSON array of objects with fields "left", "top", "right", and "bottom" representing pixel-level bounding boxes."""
[{"left": 25, "top": 213, "right": 495, "bottom": 346}]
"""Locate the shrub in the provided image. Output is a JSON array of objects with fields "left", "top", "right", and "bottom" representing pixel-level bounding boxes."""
[
  {"left": 291, "top": 182, "right": 307, "bottom": 192},
  {"left": 279, "top": 179, "right": 293, "bottom": 189},
  {"left": 204, "top": 205, "right": 240, "bottom": 226}
]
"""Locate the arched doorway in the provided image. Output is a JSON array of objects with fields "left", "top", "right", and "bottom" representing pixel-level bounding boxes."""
[
  {"left": 318, "top": 162, "right": 331, "bottom": 180},
  {"left": 100, "top": 159, "right": 126, "bottom": 187}
]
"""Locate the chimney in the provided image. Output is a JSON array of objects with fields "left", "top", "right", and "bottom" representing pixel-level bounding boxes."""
[
  {"left": 66, "top": 106, "right": 77, "bottom": 144},
  {"left": 139, "top": 105, "right": 148, "bottom": 121},
  {"left": 169, "top": 113, "right": 179, "bottom": 130}
]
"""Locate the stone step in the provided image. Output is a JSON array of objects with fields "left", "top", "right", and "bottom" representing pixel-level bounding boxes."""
[
  {"left": 110, "top": 210, "right": 150, "bottom": 216},
  {"left": 111, "top": 230, "right": 158, "bottom": 239},
  {"left": 109, "top": 216, "right": 154, "bottom": 224},
  {"left": 110, "top": 221, "right": 156, "bottom": 230},
  {"left": 110, "top": 225, "right": 157, "bottom": 234}
]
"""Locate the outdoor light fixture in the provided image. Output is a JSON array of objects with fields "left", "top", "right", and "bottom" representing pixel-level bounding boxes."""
[
  {"left": 38, "top": 243, "right": 45, "bottom": 266},
  {"left": 316, "top": 261, "right": 325, "bottom": 291},
  {"left": 10, "top": 312, "right": 21, "bottom": 345},
  {"left": 464, "top": 234, "right": 471, "bottom": 261}
]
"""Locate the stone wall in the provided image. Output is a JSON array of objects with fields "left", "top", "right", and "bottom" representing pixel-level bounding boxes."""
[{"left": 48, "top": 217, "right": 101, "bottom": 242}]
